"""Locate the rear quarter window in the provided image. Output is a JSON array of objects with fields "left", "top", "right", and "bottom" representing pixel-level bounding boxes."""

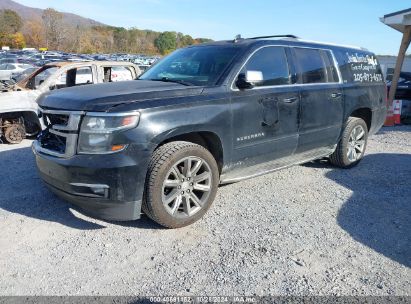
[
  {"left": 293, "top": 47, "right": 338, "bottom": 84},
  {"left": 334, "top": 50, "right": 383, "bottom": 84}
]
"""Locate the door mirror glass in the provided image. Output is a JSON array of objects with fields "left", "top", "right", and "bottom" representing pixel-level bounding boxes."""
[
  {"left": 236, "top": 70, "right": 263, "bottom": 89},
  {"left": 246, "top": 70, "right": 263, "bottom": 83}
]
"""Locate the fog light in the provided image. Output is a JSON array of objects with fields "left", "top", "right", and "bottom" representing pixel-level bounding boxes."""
[
  {"left": 91, "top": 187, "right": 107, "bottom": 196},
  {"left": 70, "top": 183, "right": 109, "bottom": 198}
]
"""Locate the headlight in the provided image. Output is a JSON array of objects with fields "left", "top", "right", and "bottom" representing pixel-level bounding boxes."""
[{"left": 78, "top": 112, "right": 140, "bottom": 154}]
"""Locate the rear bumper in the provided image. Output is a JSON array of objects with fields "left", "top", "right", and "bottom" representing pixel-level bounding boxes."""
[
  {"left": 33, "top": 141, "right": 150, "bottom": 221},
  {"left": 370, "top": 105, "right": 387, "bottom": 136}
]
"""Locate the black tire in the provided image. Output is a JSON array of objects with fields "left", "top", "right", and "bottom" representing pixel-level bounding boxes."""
[
  {"left": 143, "top": 141, "right": 219, "bottom": 228},
  {"left": 329, "top": 117, "right": 368, "bottom": 168},
  {"left": 4, "top": 124, "right": 26, "bottom": 144},
  {"left": 24, "top": 120, "right": 41, "bottom": 137}
]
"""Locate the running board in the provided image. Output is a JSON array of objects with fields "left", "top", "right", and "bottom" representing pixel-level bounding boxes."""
[{"left": 220, "top": 146, "right": 335, "bottom": 184}]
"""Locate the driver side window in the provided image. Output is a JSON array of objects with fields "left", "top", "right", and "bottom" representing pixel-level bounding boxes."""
[{"left": 242, "top": 46, "right": 290, "bottom": 87}]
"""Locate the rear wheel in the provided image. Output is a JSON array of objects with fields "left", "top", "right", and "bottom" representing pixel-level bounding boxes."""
[
  {"left": 4, "top": 124, "right": 26, "bottom": 144},
  {"left": 143, "top": 141, "right": 219, "bottom": 228},
  {"left": 329, "top": 117, "right": 368, "bottom": 168}
]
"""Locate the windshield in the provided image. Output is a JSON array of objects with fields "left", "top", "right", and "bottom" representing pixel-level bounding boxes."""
[
  {"left": 139, "top": 46, "right": 241, "bottom": 86},
  {"left": 21, "top": 66, "right": 58, "bottom": 90}
]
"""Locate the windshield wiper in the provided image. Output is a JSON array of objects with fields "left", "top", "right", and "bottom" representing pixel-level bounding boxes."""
[{"left": 149, "top": 77, "right": 194, "bottom": 86}]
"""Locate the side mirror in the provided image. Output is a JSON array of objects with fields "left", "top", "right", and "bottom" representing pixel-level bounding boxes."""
[{"left": 236, "top": 70, "right": 264, "bottom": 89}]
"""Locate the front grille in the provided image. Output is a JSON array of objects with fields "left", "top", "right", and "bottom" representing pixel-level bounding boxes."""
[
  {"left": 43, "top": 113, "right": 69, "bottom": 128},
  {"left": 39, "top": 129, "right": 67, "bottom": 154},
  {"left": 37, "top": 108, "right": 85, "bottom": 158}
]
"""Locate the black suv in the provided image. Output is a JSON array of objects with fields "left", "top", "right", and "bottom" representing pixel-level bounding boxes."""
[{"left": 33, "top": 35, "right": 386, "bottom": 228}]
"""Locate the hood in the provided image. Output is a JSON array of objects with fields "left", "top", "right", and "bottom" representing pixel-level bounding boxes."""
[
  {"left": 37, "top": 80, "right": 204, "bottom": 112},
  {"left": 0, "top": 90, "right": 39, "bottom": 112}
]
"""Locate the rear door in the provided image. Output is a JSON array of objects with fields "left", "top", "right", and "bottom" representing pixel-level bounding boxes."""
[
  {"left": 292, "top": 47, "right": 343, "bottom": 153},
  {"left": 230, "top": 46, "right": 300, "bottom": 166}
]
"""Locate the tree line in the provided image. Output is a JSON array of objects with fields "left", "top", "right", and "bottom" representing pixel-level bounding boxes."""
[{"left": 0, "top": 8, "right": 212, "bottom": 54}]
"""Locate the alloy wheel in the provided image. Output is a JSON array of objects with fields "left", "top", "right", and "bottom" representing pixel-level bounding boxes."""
[
  {"left": 347, "top": 125, "right": 365, "bottom": 162},
  {"left": 162, "top": 156, "right": 213, "bottom": 218}
]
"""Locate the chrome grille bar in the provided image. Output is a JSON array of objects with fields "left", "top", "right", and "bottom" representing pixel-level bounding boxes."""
[{"left": 37, "top": 108, "right": 85, "bottom": 158}]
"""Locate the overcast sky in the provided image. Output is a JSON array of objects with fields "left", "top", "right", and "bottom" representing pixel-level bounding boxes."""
[{"left": 16, "top": 0, "right": 410, "bottom": 55}]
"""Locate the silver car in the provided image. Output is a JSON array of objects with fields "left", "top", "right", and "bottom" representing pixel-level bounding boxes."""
[{"left": 0, "top": 63, "right": 35, "bottom": 81}]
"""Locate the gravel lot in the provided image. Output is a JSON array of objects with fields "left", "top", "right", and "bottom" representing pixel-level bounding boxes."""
[{"left": 0, "top": 126, "right": 410, "bottom": 296}]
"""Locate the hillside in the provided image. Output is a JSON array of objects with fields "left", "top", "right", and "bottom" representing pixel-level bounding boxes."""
[
  {"left": 0, "top": 0, "right": 212, "bottom": 54},
  {"left": 0, "top": 0, "right": 105, "bottom": 27}
]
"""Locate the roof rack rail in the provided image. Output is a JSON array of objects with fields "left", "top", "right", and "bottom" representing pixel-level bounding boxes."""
[{"left": 247, "top": 35, "right": 299, "bottom": 40}]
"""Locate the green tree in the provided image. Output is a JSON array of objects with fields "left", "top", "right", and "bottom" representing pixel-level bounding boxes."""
[
  {"left": 181, "top": 34, "right": 194, "bottom": 46},
  {"left": 113, "top": 27, "right": 129, "bottom": 52},
  {"left": 0, "top": 9, "right": 23, "bottom": 34},
  {"left": 154, "top": 31, "right": 177, "bottom": 55},
  {"left": 194, "top": 38, "right": 213, "bottom": 44}
]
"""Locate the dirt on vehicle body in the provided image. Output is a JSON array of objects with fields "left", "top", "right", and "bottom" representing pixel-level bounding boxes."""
[{"left": 33, "top": 36, "right": 386, "bottom": 228}]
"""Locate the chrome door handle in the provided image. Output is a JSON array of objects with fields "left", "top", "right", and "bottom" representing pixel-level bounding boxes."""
[
  {"left": 331, "top": 92, "right": 342, "bottom": 99},
  {"left": 283, "top": 97, "right": 298, "bottom": 103}
]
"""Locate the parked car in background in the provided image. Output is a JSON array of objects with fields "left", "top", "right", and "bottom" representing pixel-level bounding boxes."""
[
  {"left": 0, "top": 61, "right": 141, "bottom": 144},
  {"left": 0, "top": 58, "right": 18, "bottom": 65},
  {"left": 138, "top": 65, "right": 151, "bottom": 73},
  {"left": 386, "top": 71, "right": 411, "bottom": 99},
  {"left": 33, "top": 35, "right": 386, "bottom": 228},
  {"left": 0, "top": 63, "right": 35, "bottom": 81},
  {"left": 11, "top": 67, "right": 39, "bottom": 83}
]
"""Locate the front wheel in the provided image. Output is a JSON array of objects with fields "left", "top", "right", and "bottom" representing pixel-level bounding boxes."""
[
  {"left": 143, "top": 141, "right": 219, "bottom": 228},
  {"left": 329, "top": 117, "right": 368, "bottom": 168}
]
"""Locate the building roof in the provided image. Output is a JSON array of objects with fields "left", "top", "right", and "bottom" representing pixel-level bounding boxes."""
[{"left": 380, "top": 8, "right": 411, "bottom": 33}]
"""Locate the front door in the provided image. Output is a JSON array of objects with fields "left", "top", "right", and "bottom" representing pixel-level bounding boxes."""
[{"left": 230, "top": 46, "right": 299, "bottom": 168}]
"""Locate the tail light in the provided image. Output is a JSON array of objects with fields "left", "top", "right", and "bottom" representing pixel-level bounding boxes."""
[{"left": 384, "top": 83, "right": 388, "bottom": 106}]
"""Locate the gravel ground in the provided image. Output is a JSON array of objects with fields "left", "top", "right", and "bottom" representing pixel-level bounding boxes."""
[{"left": 0, "top": 126, "right": 410, "bottom": 296}]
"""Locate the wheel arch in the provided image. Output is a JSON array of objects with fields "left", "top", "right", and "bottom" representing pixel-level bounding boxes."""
[
  {"left": 153, "top": 130, "right": 224, "bottom": 174},
  {"left": 349, "top": 107, "right": 372, "bottom": 131},
  {"left": 0, "top": 110, "right": 41, "bottom": 132}
]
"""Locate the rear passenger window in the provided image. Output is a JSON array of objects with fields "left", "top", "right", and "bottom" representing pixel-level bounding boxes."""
[
  {"left": 294, "top": 48, "right": 338, "bottom": 83},
  {"left": 242, "top": 46, "right": 290, "bottom": 86},
  {"left": 103, "top": 66, "right": 136, "bottom": 82},
  {"left": 111, "top": 66, "right": 134, "bottom": 82},
  {"left": 75, "top": 67, "right": 93, "bottom": 85},
  {"left": 54, "top": 67, "right": 93, "bottom": 89}
]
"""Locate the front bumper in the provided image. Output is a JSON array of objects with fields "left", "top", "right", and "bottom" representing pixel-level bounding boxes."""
[{"left": 33, "top": 141, "right": 150, "bottom": 221}]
